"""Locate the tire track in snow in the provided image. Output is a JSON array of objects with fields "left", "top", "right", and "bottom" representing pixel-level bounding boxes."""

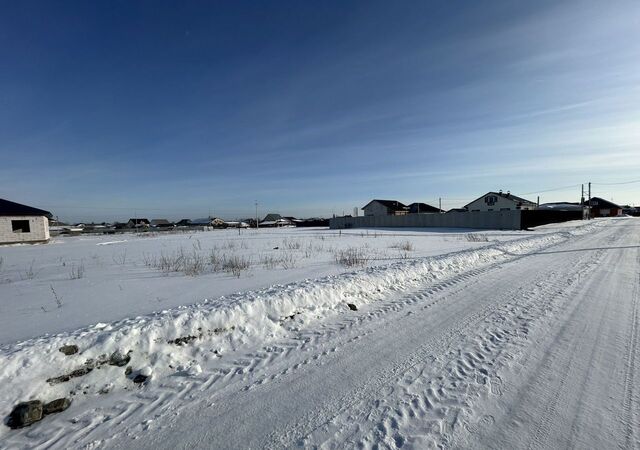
[
  {"left": 461, "top": 221, "right": 637, "bottom": 450},
  {"left": 620, "top": 248, "right": 640, "bottom": 449},
  {"left": 305, "top": 242, "right": 608, "bottom": 449}
]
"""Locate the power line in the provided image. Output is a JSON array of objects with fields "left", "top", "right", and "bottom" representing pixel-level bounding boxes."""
[
  {"left": 592, "top": 178, "right": 640, "bottom": 186},
  {"left": 521, "top": 184, "right": 582, "bottom": 195}
]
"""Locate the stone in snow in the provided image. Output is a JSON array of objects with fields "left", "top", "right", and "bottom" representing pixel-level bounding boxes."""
[
  {"left": 347, "top": 303, "right": 358, "bottom": 311},
  {"left": 108, "top": 350, "right": 131, "bottom": 367},
  {"left": 133, "top": 374, "right": 149, "bottom": 384},
  {"left": 7, "top": 401, "right": 43, "bottom": 429},
  {"left": 133, "top": 366, "right": 152, "bottom": 384},
  {"left": 59, "top": 345, "right": 79, "bottom": 356},
  {"left": 43, "top": 398, "right": 71, "bottom": 415}
]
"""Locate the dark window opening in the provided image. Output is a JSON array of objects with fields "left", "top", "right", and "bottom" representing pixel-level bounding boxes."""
[{"left": 11, "top": 220, "right": 30, "bottom": 233}]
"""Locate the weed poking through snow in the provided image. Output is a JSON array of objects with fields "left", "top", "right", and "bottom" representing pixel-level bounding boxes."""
[{"left": 334, "top": 247, "right": 370, "bottom": 268}]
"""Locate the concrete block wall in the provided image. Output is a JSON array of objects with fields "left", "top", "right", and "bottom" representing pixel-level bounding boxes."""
[
  {"left": 330, "top": 210, "right": 522, "bottom": 230},
  {"left": 0, "top": 216, "right": 50, "bottom": 244}
]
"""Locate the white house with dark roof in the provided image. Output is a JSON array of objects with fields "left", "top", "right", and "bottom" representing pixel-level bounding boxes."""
[
  {"left": 0, "top": 198, "right": 52, "bottom": 244},
  {"left": 464, "top": 191, "right": 537, "bottom": 212}
]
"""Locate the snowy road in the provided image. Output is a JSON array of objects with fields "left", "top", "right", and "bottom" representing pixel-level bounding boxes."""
[{"left": 2, "top": 219, "right": 639, "bottom": 449}]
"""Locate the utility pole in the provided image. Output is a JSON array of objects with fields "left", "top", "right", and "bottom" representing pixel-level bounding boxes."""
[
  {"left": 588, "top": 182, "right": 591, "bottom": 220},
  {"left": 439, "top": 197, "right": 442, "bottom": 213},
  {"left": 581, "top": 184, "right": 585, "bottom": 220},
  {"left": 255, "top": 201, "right": 259, "bottom": 230}
]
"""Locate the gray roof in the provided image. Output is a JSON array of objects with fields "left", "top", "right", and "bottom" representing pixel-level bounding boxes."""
[
  {"left": 262, "top": 213, "right": 283, "bottom": 222},
  {"left": 150, "top": 219, "right": 173, "bottom": 226},
  {"left": 409, "top": 202, "right": 442, "bottom": 213},
  {"left": 362, "top": 199, "right": 408, "bottom": 211},
  {"left": 191, "top": 218, "right": 213, "bottom": 225}
]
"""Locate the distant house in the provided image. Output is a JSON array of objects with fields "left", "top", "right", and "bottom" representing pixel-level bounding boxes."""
[
  {"left": 0, "top": 198, "right": 52, "bottom": 245},
  {"left": 190, "top": 218, "right": 211, "bottom": 226},
  {"left": 464, "top": 191, "right": 537, "bottom": 212},
  {"left": 211, "top": 218, "right": 227, "bottom": 228},
  {"left": 190, "top": 217, "right": 227, "bottom": 228},
  {"left": 225, "top": 221, "right": 250, "bottom": 228},
  {"left": 538, "top": 202, "right": 583, "bottom": 211},
  {"left": 262, "top": 213, "right": 283, "bottom": 222},
  {"left": 242, "top": 218, "right": 258, "bottom": 228},
  {"left": 126, "top": 218, "right": 150, "bottom": 228},
  {"left": 409, "top": 202, "right": 442, "bottom": 214},
  {"left": 175, "top": 219, "right": 192, "bottom": 227},
  {"left": 362, "top": 200, "right": 409, "bottom": 216},
  {"left": 260, "top": 213, "right": 294, "bottom": 227},
  {"left": 622, "top": 205, "right": 640, "bottom": 217},
  {"left": 260, "top": 218, "right": 294, "bottom": 227},
  {"left": 583, "top": 197, "right": 622, "bottom": 217},
  {"left": 150, "top": 219, "right": 174, "bottom": 228},
  {"left": 191, "top": 218, "right": 211, "bottom": 226},
  {"left": 292, "top": 218, "right": 330, "bottom": 227}
]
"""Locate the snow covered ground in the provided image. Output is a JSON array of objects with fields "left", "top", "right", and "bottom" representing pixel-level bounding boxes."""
[
  {"left": 1, "top": 218, "right": 638, "bottom": 449},
  {"left": 0, "top": 226, "right": 530, "bottom": 344}
]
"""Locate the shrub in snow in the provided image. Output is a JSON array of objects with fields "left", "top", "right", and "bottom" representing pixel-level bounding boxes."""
[
  {"left": 21, "top": 259, "right": 37, "bottom": 280},
  {"left": 223, "top": 255, "right": 251, "bottom": 278},
  {"left": 259, "top": 254, "right": 279, "bottom": 270},
  {"left": 68, "top": 261, "right": 85, "bottom": 280},
  {"left": 334, "top": 247, "right": 370, "bottom": 268},
  {"left": 390, "top": 241, "right": 414, "bottom": 252},
  {"left": 466, "top": 233, "right": 489, "bottom": 242},
  {"left": 279, "top": 251, "right": 298, "bottom": 269}
]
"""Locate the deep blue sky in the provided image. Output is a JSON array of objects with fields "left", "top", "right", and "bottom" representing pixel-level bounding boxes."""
[{"left": 1, "top": 0, "right": 639, "bottom": 221}]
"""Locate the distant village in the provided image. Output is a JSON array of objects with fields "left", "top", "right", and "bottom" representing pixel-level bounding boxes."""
[
  {"left": 0, "top": 190, "right": 638, "bottom": 245},
  {"left": 52, "top": 214, "right": 330, "bottom": 234}
]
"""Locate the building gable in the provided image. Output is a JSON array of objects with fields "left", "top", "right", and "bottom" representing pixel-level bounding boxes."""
[{"left": 464, "top": 192, "right": 536, "bottom": 212}]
